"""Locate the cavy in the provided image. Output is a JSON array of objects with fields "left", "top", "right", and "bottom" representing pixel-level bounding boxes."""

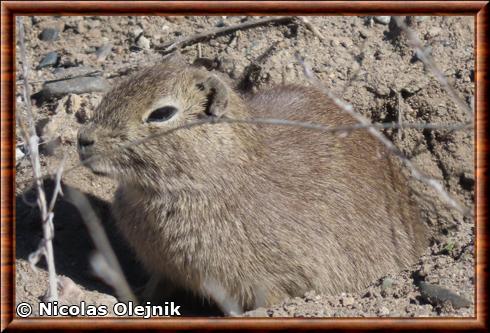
[{"left": 78, "top": 58, "right": 427, "bottom": 315}]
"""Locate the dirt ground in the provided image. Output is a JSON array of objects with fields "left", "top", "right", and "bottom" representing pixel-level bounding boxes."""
[{"left": 15, "top": 15, "right": 475, "bottom": 317}]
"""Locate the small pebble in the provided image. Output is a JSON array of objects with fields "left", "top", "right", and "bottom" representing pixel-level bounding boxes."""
[
  {"left": 418, "top": 263, "right": 432, "bottom": 277},
  {"left": 216, "top": 19, "right": 226, "bottom": 27},
  {"left": 427, "top": 27, "right": 442, "bottom": 37},
  {"left": 39, "top": 28, "right": 59, "bottom": 41},
  {"left": 341, "top": 296, "right": 355, "bottom": 307},
  {"left": 244, "top": 307, "right": 269, "bottom": 317},
  {"left": 165, "top": 16, "right": 184, "bottom": 23},
  {"left": 374, "top": 16, "right": 391, "bottom": 25},
  {"left": 16, "top": 147, "right": 25, "bottom": 165},
  {"left": 131, "top": 26, "right": 143, "bottom": 38},
  {"left": 37, "top": 51, "right": 59, "bottom": 69},
  {"left": 136, "top": 35, "right": 151, "bottom": 49},
  {"left": 340, "top": 39, "right": 353, "bottom": 48},
  {"left": 415, "top": 16, "right": 429, "bottom": 23},
  {"left": 381, "top": 277, "right": 394, "bottom": 291},
  {"left": 95, "top": 43, "right": 113, "bottom": 61}
]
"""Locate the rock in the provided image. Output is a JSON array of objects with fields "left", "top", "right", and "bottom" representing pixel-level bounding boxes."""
[
  {"left": 216, "top": 19, "right": 226, "bottom": 27},
  {"left": 401, "top": 78, "right": 428, "bottom": 95},
  {"left": 340, "top": 38, "right": 353, "bottom": 48},
  {"left": 374, "top": 16, "right": 391, "bottom": 25},
  {"left": 380, "top": 277, "right": 394, "bottom": 297},
  {"left": 131, "top": 26, "right": 143, "bottom": 38},
  {"left": 340, "top": 295, "right": 355, "bottom": 307},
  {"left": 75, "top": 21, "right": 86, "bottom": 34},
  {"left": 381, "top": 277, "right": 394, "bottom": 291},
  {"left": 40, "top": 77, "right": 110, "bottom": 99},
  {"left": 83, "top": 45, "right": 96, "bottom": 54},
  {"left": 165, "top": 16, "right": 184, "bottom": 23},
  {"left": 427, "top": 27, "right": 442, "bottom": 37},
  {"left": 418, "top": 282, "right": 471, "bottom": 309},
  {"left": 16, "top": 147, "right": 25, "bottom": 165},
  {"left": 373, "top": 84, "right": 391, "bottom": 96},
  {"left": 244, "top": 307, "right": 269, "bottom": 317},
  {"left": 378, "top": 306, "right": 390, "bottom": 316},
  {"left": 39, "top": 28, "right": 59, "bottom": 41},
  {"left": 37, "top": 52, "right": 59, "bottom": 69},
  {"left": 418, "top": 263, "right": 432, "bottom": 277},
  {"left": 136, "top": 35, "right": 151, "bottom": 49},
  {"left": 415, "top": 16, "right": 429, "bottom": 23},
  {"left": 95, "top": 43, "right": 113, "bottom": 61},
  {"left": 86, "top": 19, "right": 101, "bottom": 29},
  {"left": 31, "top": 16, "right": 42, "bottom": 25}
]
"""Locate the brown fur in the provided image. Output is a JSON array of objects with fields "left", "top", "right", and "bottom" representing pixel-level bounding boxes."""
[{"left": 78, "top": 59, "right": 428, "bottom": 314}]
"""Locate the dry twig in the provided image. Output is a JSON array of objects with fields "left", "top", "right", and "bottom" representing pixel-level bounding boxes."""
[
  {"left": 393, "top": 16, "right": 473, "bottom": 121},
  {"left": 17, "top": 16, "right": 59, "bottom": 301},
  {"left": 297, "top": 16, "right": 324, "bottom": 41},
  {"left": 17, "top": 115, "right": 471, "bottom": 190},
  {"left": 64, "top": 186, "right": 138, "bottom": 304},
  {"left": 156, "top": 16, "right": 294, "bottom": 54},
  {"left": 295, "top": 52, "right": 469, "bottom": 215},
  {"left": 397, "top": 92, "right": 403, "bottom": 140}
]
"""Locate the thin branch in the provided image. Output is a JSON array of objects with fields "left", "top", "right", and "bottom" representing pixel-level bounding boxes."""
[
  {"left": 393, "top": 16, "right": 473, "bottom": 121},
  {"left": 64, "top": 186, "right": 138, "bottom": 304},
  {"left": 47, "top": 153, "right": 67, "bottom": 214},
  {"left": 17, "top": 115, "right": 472, "bottom": 190},
  {"left": 297, "top": 16, "right": 324, "bottom": 41},
  {"left": 397, "top": 92, "right": 403, "bottom": 140},
  {"left": 155, "top": 16, "right": 294, "bottom": 54},
  {"left": 295, "top": 52, "right": 469, "bottom": 215},
  {"left": 16, "top": 70, "right": 103, "bottom": 86},
  {"left": 17, "top": 16, "right": 59, "bottom": 301},
  {"left": 341, "top": 39, "right": 368, "bottom": 97}
]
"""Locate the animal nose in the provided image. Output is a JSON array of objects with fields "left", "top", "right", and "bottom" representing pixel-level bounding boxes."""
[{"left": 78, "top": 129, "right": 96, "bottom": 148}]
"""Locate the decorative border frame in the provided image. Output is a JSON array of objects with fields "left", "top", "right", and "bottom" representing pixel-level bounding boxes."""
[{"left": 1, "top": 1, "right": 487, "bottom": 331}]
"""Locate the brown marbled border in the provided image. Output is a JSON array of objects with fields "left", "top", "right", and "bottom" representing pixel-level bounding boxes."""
[{"left": 1, "top": 1, "right": 488, "bottom": 331}]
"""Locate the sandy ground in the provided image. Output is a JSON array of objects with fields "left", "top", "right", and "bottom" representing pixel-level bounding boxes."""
[{"left": 15, "top": 15, "right": 474, "bottom": 317}]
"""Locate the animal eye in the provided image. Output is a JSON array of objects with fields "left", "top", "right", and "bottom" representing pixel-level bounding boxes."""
[{"left": 146, "top": 106, "right": 178, "bottom": 123}]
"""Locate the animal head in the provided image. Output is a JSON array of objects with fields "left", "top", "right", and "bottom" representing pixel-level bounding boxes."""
[{"left": 78, "top": 58, "right": 254, "bottom": 190}]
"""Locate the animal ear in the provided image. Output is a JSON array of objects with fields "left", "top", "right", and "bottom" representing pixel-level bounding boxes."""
[{"left": 196, "top": 74, "right": 229, "bottom": 118}]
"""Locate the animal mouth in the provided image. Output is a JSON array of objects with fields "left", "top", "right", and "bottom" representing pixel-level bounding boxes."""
[{"left": 79, "top": 153, "right": 111, "bottom": 177}]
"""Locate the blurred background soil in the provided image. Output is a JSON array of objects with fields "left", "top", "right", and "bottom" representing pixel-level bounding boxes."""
[{"left": 15, "top": 15, "right": 474, "bottom": 317}]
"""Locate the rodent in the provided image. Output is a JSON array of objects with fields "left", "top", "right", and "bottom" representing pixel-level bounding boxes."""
[{"left": 78, "top": 57, "right": 428, "bottom": 315}]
